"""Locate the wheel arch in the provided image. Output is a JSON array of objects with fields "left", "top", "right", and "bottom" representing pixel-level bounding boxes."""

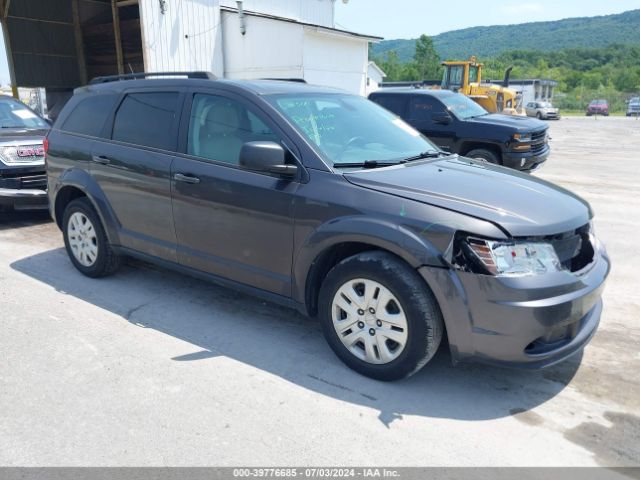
[
  {"left": 52, "top": 168, "right": 120, "bottom": 245},
  {"left": 459, "top": 141, "right": 503, "bottom": 163},
  {"left": 294, "top": 217, "right": 447, "bottom": 317}
]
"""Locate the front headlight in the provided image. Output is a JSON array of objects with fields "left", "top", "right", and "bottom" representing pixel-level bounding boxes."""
[
  {"left": 462, "top": 237, "right": 562, "bottom": 276},
  {"left": 512, "top": 133, "right": 531, "bottom": 142}
]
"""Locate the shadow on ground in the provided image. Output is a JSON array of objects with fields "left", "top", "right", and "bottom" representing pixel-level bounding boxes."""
[
  {"left": 0, "top": 210, "right": 51, "bottom": 231},
  {"left": 11, "top": 247, "right": 582, "bottom": 426}
]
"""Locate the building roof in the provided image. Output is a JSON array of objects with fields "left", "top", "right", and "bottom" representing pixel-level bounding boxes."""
[
  {"left": 367, "top": 62, "right": 387, "bottom": 78},
  {"left": 220, "top": 6, "right": 384, "bottom": 42}
]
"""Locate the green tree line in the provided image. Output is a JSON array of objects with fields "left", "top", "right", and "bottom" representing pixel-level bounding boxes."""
[{"left": 373, "top": 42, "right": 640, "bottom": 112}]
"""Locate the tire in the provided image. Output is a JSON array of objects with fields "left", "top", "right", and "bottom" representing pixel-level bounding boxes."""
[
  {"left": 536, "top": 112, "right": 542, "bottom": 120},
  {"left": 318, "top": 251, "right": 444, "bottom": 381},
  {"left": 465, "top": 148, "right": 500, "bottom": 165},
  {"left": 62, "top": 197, "right": 121, "bottom": 278}
]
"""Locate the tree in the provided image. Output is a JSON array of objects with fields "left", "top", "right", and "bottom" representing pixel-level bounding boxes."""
[{"left": 413, "top": 34, "right": 441, "bottom": 80}]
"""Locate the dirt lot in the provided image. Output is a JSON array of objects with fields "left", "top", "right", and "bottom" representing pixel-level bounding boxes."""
[{"left": 0, "top": 117, "right": 638, "bottom": 467}]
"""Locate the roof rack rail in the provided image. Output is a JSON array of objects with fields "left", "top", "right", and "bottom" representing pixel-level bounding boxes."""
[
  {"left": 89, "top": 71, "right": 216, "bottom": 85},
  {"left": 260, "top": 78, "right": 307, "bottom": 83}
]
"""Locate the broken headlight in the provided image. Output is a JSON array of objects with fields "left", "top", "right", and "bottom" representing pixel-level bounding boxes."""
[{"left": 460, "top": 237, "right": 562, "bottom": 276}]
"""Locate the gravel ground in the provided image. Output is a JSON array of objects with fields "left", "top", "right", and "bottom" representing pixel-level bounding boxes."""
[{"left": 0, "top": 116, "right": 638, "bottom": 467}]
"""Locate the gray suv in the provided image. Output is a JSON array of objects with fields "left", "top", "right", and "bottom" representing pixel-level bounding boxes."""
[{"left": 46, "top": 72, "right": 610, "bottom": 381}]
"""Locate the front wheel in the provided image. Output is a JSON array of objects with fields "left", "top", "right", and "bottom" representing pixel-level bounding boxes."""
[
  {"left": 465, "top": 148, "right": 500, "bottom": 165},
  {"left": 318, "top": 251, "right": 444, "bottom": 381},
  {"left": 536, "top": 112, "right": 542, "bottom": 120},
  {"left": 62, "top": 197, "right": 122, "bottom": 278}
]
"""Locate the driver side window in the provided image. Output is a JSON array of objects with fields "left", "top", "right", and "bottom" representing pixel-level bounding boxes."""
[{"left": 187, "top": 94, "right": 279, "bottom": 165}]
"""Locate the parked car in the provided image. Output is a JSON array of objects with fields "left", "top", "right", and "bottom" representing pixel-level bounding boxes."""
[
  {"left": 0, "top": 95, "right": 50, "bottom": 211},
  {"left": 46, "top": 73, "right": 610, "bottom": 381},
  {"left": 369, "top": 88, "right": 549, "bottom": 172},
  {"left": 586, "top": 99, "right": 609, "bottom": 116},
  {"left": 525, "top": 101, "right": 560, "bottom": 120},
  {"left": 626, "top": 97, "right": 640, "bottom": 117}
]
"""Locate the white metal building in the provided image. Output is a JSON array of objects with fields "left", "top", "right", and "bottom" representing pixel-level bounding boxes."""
[
  {"left": 365, "top": 61, "right": 386, "bottom": 95},
  {"left": 1, "top": 0, "right": 381, "bottom": 100}
]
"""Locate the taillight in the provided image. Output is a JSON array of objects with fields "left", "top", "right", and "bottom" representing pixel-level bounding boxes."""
[{"left": 43, "top": 137, "right": 49, "bottom": 154}]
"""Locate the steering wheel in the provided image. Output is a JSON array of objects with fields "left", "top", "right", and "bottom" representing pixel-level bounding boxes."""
[{"left": 337, "top": 136, "right": 367, "bottom": 160}]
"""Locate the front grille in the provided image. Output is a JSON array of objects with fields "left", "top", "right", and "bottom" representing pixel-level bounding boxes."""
[
  {"left": 546, "top": 223, "right": 594, "bottom": 272},
  {"left": 0, "top": 173, "right": 47, "bottom": 190},
  {"left": 530, "top": 129, "right": 547, "bottom": 143},
  {"left": 0, "top": 144, "right": 45, "bottom": 165},
  {"left": 530, "top": 142, "right": 547, "bottom": 154}
]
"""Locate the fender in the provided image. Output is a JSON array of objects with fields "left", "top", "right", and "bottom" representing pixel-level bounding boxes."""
[
  {"left": 456, "top": 138, "right": 505, "bottom": 155},
  {"left": 292, "top": 215, "right": 449, "bottom": 309},
  {"left": 53, "top": 168, "right": 121, "bottom": 245}
]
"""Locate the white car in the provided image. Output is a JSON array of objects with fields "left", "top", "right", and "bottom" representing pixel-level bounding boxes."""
[{"left": 525, "top": 101, "right": 560, "bottom": 120}]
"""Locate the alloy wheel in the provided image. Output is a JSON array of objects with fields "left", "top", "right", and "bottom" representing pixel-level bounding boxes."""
[{"left": 67, "top": 212, "right": 98, "bottom": 267}]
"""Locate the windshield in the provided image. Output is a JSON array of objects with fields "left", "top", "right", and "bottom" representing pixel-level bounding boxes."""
[
  {"left": 540, "top": 102, "right": 553, "bottom": 108},
  {"left": 0, "top": 98, "right": 48, "bottom": 129},
  {"left": 440, "top": 94, "right": 489, "bottom": 120},
  {"left": 267, "top": 94, "right": 438, "bottom": 166}
]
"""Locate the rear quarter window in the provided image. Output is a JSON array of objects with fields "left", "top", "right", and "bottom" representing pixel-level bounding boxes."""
[
  {"left": 371, "top": 95, "right": 407, "bottom": 117},
  {"left": 61, "top": 94, "right": 119, "bottom": 137}
]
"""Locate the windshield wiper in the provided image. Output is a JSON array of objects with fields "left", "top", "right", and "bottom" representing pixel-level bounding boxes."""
[
  {"left": 1, "top": 125, "right": 26, "bottom": 129},
  {"left": 333, "top": 160, "right": 402, "bottom": 169},
  {"left": 401, "top": 151, "right": 452, "bottom": 162}
]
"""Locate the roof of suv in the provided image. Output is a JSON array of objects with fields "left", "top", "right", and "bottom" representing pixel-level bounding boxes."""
[{"left": 76, "top": 77, "right": 345, "bottom": 97}]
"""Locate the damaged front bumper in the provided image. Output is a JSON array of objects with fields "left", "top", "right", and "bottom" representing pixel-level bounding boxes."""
[{"left": 419, "top": 236, "right": 610, "bottom": 368}]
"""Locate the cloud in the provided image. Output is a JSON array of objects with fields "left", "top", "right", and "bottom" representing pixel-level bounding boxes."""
[{"left": 502, "top": 2, "right": 544, "bottom": 15}]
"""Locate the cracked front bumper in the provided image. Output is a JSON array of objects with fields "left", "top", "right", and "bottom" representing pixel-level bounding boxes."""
[{"left": 419, "top": 237, "right": 610, "bottom": 368}]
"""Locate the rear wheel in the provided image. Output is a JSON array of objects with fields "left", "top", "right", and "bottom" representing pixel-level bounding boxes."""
[
  {"left": 62, "top": 197, "right": 121, "bottom": 277},
  {"left": 465, "top": 148, "right": 500, "bottom": 165},
  {"left": 318, "top": 251, "right": 443, "bottom": 381}
]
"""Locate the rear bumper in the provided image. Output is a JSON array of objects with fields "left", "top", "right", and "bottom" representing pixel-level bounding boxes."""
[
  {"left": 418, "top": 236, "right": 610, "bottom": 368},
  {"left": 0, "top": 187, "right": 49, "bottom": 210}
]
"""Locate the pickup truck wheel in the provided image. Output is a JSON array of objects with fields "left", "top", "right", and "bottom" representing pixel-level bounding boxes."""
[
  {"left": 318, "top": 251, "right": 443, "bottom": 381},
  {"left": 62, "top": 197, "right": 122, "bottom": 278},
  {"left": 466, "top": 148, "right": 500, "bottom": 165}
]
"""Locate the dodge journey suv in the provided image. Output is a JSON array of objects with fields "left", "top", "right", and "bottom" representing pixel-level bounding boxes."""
[{"left": 46, "top": 72, "right": 610, "bottom": 381}]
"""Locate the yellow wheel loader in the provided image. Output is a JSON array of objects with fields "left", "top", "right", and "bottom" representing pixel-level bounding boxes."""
[{"left": 440, "top": 56, "right": 523, "bottom": 115}]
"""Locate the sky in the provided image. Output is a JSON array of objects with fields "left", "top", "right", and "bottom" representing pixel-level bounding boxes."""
[
  {"left": 0, "top": 1, "right": 638, "bottom": 85},
  {"left": 334, "top": 0, "right": 640, "bottom": 38}
]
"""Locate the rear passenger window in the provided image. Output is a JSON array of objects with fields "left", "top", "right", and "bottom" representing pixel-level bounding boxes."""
[
  {"left": 372, "top": 95, "right": 406, "bottom": 116},
  {"left": 112, "top": 92, "right": 180, "bottom": 151},
  {"left": 61, "top": 94, "right": 118, "bottom": 137}
]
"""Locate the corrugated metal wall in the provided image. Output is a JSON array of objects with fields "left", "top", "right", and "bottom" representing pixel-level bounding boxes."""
[
  {"left": 220, "top": 0, "right": 334, "bottom": 27},
  {"left": 3, "top": 0, "right": 80, "bottom": 88},
  {"left": 138, "top": 0, "right": 223, "bottom": 76}
]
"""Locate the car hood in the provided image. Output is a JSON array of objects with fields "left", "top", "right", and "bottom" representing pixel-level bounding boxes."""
[
  {"left": 0, "top": 128, "right": 48, "bottom": 143},
  {"left": 465, "top": 114, "right": 546, "bottom": 132},
  {"left": 343, "top": 156, "right": 591, "bottom": 237}
]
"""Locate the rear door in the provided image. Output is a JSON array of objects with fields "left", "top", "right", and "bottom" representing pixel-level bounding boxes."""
[
  {"left": 407, "top": 95, "right": 456, "bottom": 152},
  {"left": 90, "top": 89, "right": 184, "bottom": 261},
  {"left": 170, "top": 89, "right": 298, "bottom": 296}
]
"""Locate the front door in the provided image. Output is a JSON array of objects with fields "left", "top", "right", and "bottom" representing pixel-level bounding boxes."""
[
  {"left": 171, "top": 92, "right": 297, "bottom": 297},
  {"left": 406, "top": 95, "right": 456, "bottom": 152}
]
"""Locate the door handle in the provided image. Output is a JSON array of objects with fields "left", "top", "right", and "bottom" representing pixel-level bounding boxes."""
[
  {"left": 173, "top": 173, "right": 201, "bottom": 184},
  {"left": 92, "top": 155, "right": 111, "bottom": 165}
]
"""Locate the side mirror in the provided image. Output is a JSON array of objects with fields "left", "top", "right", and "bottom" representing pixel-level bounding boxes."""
[
  {"left": 432, "top": 113, "right": 452, "bottom": 125},
  {"left": 239, "top": 141, "right": 297, "bottom": 177}
]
